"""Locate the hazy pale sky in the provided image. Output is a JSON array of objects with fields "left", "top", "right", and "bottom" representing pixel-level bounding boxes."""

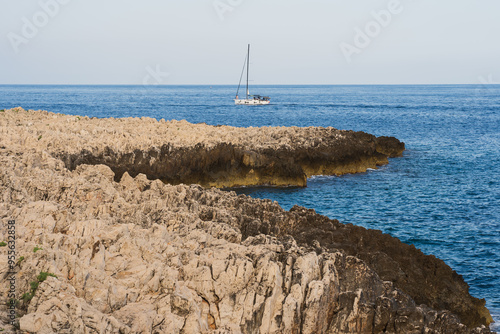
[{"left": 1, "top": 0, "right": 499, "bottom": 85}]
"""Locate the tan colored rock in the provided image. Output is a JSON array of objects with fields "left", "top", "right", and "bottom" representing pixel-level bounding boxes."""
[
  {"left": 0, "top": 108, "right": 404, "bottom": 188},
  {"left": 19, "top": 278, "right": 130, "bottom": 334},
  {"left": 0, "top": 109, "right": 493, "bottom": 333}
]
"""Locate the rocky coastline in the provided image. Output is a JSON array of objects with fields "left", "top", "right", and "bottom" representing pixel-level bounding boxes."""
[
  {"left": 1, "top": 107, "right": 404, "bottom": 188},
  {"left": 0, "top": 108, "right": 494, "bottom": 333}
]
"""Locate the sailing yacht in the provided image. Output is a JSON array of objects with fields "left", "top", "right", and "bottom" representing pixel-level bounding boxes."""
[{"left": 234, "top": 45, "right": 270, "bottom": 105}]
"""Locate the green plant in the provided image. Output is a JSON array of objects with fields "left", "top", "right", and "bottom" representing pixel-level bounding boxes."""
[
  {"left": 0, "top": 241, "right": 6, "bottom": 247},
  {"left": 33, "top": 246, "right": 42, "bottom": 253},
  {"left": 20, "top": 272, "right": 58, "bottom": 306},
  {"left": 0, "top": 109, "right": 5, "bottom": 112},
  {"left": 17, "top": 256, "right": 25, "bottom": 266},
  {"left": 37, "top": 135, "right": 42, "bottom": 141},
  {"left": 30, "top": 281, "right": 39, "bottom": 292},
  {"left": 21, "top": 292, "right": 33, "bottom": 303},
  {"left": 37, "top": 272, "right": 57, "bottom": 282}
]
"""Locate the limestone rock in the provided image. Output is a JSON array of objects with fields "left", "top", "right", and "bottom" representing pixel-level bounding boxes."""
[
  {"left": 0, "top": 109, "right": 494, "bottom": 333},
  {"left": 0, "top": 108, "right": 404, "bottom": 188}
]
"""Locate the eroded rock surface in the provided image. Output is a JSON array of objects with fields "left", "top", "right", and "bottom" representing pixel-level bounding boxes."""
[
  {"left": 0, "top": 108, "right": 404, "bottom": 188},
  {"left": 0, "top": 108, "right": 494, "bottom": 333}
]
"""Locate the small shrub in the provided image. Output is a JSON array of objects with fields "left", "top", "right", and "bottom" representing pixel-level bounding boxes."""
[
  {"left": 37, "top": 135, "right": 42, "bottom": 141},
  {"left": 20, "top": 272, "right": 58, "bottom": 308},
  {"left": 0, "top": 241, "right": 6, "bottom": 247},
  {"left": 37, "top": 272, "right": 57, "bottom": 282},
  {"left": 17, "top": 256, "right": 25, "bottom": 266},
  {"left": 30, "top": 281, "right": 39, "bottom": 292},
  {"left": 21, "top": 292, "right": 33, "bottom": 303},
  {"left": 33, "top": 246, "right": 42, "bottom": 253}
]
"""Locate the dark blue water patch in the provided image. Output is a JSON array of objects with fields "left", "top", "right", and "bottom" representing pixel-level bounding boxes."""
[{"left": 1, "top": 84, "right": 499, "bottom": 330}]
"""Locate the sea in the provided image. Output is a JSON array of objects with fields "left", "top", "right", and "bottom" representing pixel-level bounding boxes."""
[{"left": 1, "top": 84, "right": 499, "bottom": 329}]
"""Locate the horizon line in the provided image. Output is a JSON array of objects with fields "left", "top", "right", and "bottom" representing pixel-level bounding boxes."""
[{"left": 1, "top": 83, "right": 498, "bottom": 86}]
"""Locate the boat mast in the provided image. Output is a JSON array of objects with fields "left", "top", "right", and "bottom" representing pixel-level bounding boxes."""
[
  {"left": 246, "top": 44, "right": 250, "bottom": 99},
  {"left": 235, "top": 51, "right": 247, "bottom": 99}
]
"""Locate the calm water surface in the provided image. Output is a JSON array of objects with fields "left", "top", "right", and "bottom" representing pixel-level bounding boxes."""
[{"left": 1, "top": 84, "right": 499, "bottom": 329}]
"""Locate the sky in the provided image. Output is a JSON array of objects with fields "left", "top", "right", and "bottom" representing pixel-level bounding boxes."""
[{"left": 1, "top": 0, "right": 499, "bottom": 85}]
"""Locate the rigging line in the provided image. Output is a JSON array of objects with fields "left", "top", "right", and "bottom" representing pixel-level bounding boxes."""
[
  {"left": 235, "top": 52, "right": 248, "bottom": 98},
  {"left": 246, "top": 44, "right": 250, "bottom": 99}
]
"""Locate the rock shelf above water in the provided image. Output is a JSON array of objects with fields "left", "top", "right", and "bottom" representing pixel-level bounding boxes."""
[
  {"left": 0, "top": 108, "right": 494, "bottom": 333},
  {"left": 1, "top": 108, "right": 404, "bottom": 188}
]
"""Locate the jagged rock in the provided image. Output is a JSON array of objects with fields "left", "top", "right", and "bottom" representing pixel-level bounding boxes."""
[
  {"left": 0, "top": 108, "right": 494, "bottom": 333},
  {"left": 0, "top": 108, "right": 404, "bottom": 188},
  {"left": 20, "top": 278, "right": 130, "bottom": 334}
]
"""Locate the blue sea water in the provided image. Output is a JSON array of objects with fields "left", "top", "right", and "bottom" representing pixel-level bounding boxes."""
[{"left": 1, "top": 84, "right": 499, "bottom": 329}]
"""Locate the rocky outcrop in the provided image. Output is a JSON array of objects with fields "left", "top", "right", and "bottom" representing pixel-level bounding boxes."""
[
  {"left": 0, "top": 108, "right": 404, "bottom": 188},
  {"left": 0, "top": 108, "right": 494, "bottom": 333},
  {"left": 0, "top": 150, "right": 493, "bottom": 333}
]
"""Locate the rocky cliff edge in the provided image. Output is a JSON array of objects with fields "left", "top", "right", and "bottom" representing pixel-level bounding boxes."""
[{"left": 0, "top": 108, "right": 494, "bottom": 333}]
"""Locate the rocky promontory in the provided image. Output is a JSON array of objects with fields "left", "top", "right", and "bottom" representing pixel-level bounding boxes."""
[
  {"left": 0, "top": 108, "right": 494, "bottom": 333},
  {"left": 0, "top": 108, "right": 403, "bottom": 188}
]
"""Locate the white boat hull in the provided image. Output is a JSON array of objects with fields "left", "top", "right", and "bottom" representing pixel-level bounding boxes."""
[
  {"left": 234, "top": 99, "right": 270, "bottom": 105},
  {"left": 234, "top": 45, "right": 270, "bottom": 105}
]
